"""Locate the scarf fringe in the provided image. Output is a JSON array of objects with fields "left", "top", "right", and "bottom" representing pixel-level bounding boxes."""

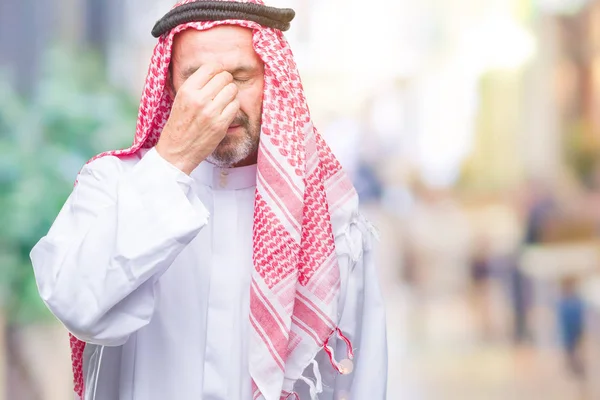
[
  {"left": 298, "top": 360, "right": 323, "bottom": 400},
  {"left": 323, "top": 328, "right": 354, "bottom": 374}
]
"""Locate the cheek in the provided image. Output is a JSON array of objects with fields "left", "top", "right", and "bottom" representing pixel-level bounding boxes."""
[
  {"left": 170, "top": 77, "right": 184, "bottom": 99},
  {"left": 238, "top": 82, "right": 264, "bottom": 121}
]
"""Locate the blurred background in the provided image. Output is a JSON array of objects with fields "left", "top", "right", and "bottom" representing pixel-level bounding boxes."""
[{"left": 2, "top": 0, "right": 600, "bottom": 399}]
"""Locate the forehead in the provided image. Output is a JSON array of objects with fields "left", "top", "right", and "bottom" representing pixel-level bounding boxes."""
[{"left": 171, "top": 26, "right": 260, "bottom": 69}]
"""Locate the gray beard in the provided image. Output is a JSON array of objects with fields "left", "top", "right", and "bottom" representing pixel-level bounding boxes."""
[{"left": 206, "top": 128, "right": 258, "bottom": 168}]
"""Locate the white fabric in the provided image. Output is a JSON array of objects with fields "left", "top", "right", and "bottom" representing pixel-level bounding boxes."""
[{"left": 31, "top": 148, "right": 387, "bottom": 400}]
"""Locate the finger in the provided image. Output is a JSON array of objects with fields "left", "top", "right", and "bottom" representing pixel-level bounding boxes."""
[
  {"left": 181, "top": 63, "right": 224, "bottom": 90},
  {"left": 208, "top": 83, "right": 238, "bottom": 114},
  {"left": 219, "top": 98, "right": 240, "bottom": 126},
  {"left": 199, "top": 71, "right": 234, "bottom": 101}
]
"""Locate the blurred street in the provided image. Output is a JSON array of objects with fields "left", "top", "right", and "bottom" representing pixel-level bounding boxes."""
[{"left": 368, "top": 206, "right": 586, "bottom": 400}]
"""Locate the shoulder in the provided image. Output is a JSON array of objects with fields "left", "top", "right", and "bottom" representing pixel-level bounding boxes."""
[{"left": 79, "top": 149, "right": 147, "bottom": 181}]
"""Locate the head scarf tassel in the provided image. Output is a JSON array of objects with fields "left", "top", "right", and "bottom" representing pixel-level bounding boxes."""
[{"left": 68, "top": 1, "right": 359, "bottom": 398}]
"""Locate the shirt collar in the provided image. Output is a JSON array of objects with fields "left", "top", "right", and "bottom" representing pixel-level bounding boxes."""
[{"left": 191, "top": 161, "right": 257, "bottom": 190}]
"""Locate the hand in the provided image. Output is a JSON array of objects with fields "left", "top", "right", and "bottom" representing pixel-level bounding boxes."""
[{"left": 156, "top": 63, "right": 240, "bottom": 174}]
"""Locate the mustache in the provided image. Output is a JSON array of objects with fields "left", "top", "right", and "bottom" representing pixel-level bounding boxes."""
[{"left": 231, "top": 112, "right": 249, "bottom": 128}]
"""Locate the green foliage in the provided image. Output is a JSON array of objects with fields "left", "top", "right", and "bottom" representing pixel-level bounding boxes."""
[{"left": 0, "top": 46, "right": 138, "bottom": 324}]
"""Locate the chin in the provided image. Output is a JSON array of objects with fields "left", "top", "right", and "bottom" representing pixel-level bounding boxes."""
[
  {"left": 207, "top": 132, "right": 258, "bottom": 167},
  {"left": 207, "top": 149, "right": 246, "bottom": 167}
]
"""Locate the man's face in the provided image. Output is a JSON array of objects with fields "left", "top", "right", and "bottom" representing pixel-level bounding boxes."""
[{"left": 170, "top": 26, "right": 264, "bottom": 167}]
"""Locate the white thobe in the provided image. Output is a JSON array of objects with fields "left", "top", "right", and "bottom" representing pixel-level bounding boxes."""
[{"left": 30, "top": 148, "right": 387, "bottom": 400}]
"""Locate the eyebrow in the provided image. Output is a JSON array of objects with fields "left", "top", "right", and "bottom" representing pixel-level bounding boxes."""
[{"left": 179, "top": 65, "right": 259, "bottom": 81}]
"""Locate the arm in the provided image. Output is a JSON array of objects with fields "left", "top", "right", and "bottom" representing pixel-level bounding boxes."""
[
  {"left": 30, "top": 149, "right": 209, "bottom": 346},
  {"left": 335, "top": 216, "right": 388, "bottom": 398}
]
